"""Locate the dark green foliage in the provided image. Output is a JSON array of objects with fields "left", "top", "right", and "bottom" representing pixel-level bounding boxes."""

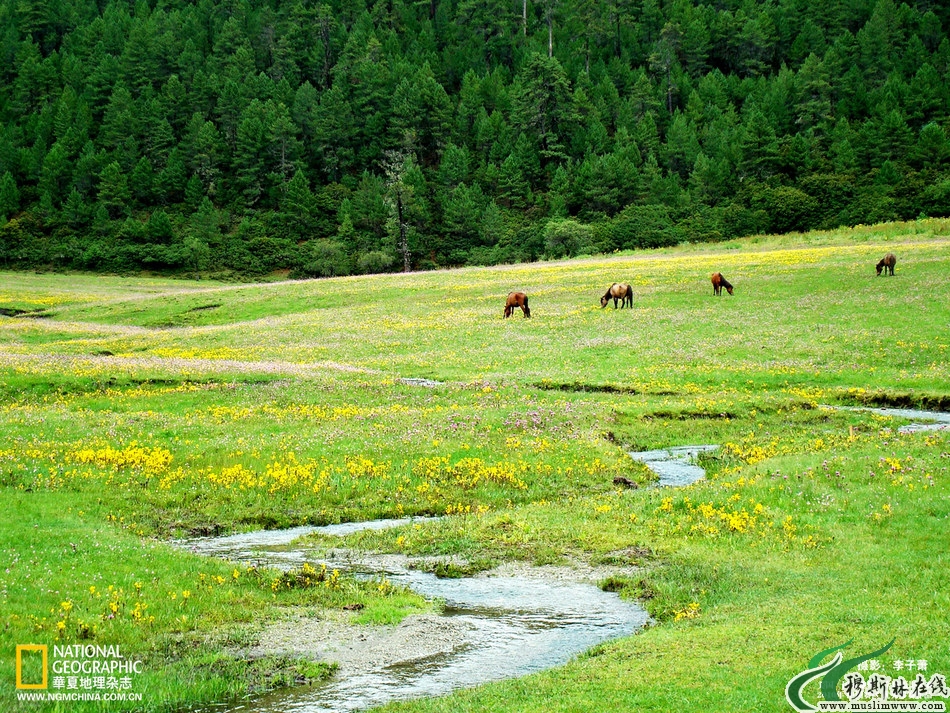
[
  {"left": 0, "top": 0, "right": 948, "bottom": 276},
  {"left": 0, "top": 171, "right": 19, "bottom": 221},
  {"left": 543, "top": 218, "right": 593, "bottom": 258},
  {"left": 605, "top": 205, "right": 682, "bottom": 251}
]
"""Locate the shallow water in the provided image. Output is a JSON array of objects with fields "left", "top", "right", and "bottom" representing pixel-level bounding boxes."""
[
  {"left": 627, "top": 444, "right": 720, "bottom": 487},
  {"left": 398, "top": 378, "right": 444, "bottom": 388},
  {"left": 185, "top": 520, "right": 649, "bottom": 713},
  {"left": 832, "top": 406, "right": 950, "bottom": 434},
  {"left": 184, "top": 518, "right": 437, "bottom": 558}
]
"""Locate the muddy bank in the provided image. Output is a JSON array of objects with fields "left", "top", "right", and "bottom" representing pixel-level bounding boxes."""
[{"left": 250, "top": 611, "right": 473, "bottom": 676}]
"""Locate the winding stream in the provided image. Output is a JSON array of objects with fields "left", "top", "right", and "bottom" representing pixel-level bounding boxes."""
[
  {"left": 184, "top": 520, "right": 649, "bottom": 713},
  {"left": 830, "top": 405, "right": 950, "bottom": 433},
  {"left": 185, "top": 407, "right": 947, "bottom": 711},
  {"left": 625, "top": 406, "right": 949, "bottom": 487}
]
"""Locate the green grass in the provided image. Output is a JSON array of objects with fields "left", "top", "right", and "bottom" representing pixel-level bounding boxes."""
[{"left": 1, "top": 219, "right": 949, "bottom": 711}]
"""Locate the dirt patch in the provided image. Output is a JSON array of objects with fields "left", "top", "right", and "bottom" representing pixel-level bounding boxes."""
[{"left": 249, "top": 610, "right": 473, "bottom": 675}]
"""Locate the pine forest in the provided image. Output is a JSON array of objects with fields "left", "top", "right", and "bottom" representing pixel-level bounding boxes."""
[{"left": 1, "top": 0, "right": 949, "bottom": 276}]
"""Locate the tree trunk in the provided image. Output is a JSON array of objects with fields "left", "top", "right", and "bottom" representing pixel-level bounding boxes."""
[
  {"left": 547, "top": 12, "right": 553, "bottom": 57},
  {"left": 396, "top": 190, "right": 410, "bottom": 272},
  {"left": 666, "top": 68, "right": 673, "bottom": 114}
]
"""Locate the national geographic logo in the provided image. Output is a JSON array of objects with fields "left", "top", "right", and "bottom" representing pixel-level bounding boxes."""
[{"left": 15, "top": 645, "right": 48, "bottom": 690}]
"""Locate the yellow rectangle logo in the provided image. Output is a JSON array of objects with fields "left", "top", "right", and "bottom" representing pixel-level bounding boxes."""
[{"left": 16, "top": 645, "right": 48, "bottom": 689}]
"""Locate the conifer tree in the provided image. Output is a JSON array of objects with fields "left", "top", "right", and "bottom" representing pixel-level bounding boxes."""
[
  {"left": 97, "top": 161, "right": 131, "bottom": 218},
  {"left": 0, "top": 172, "right": 19, "bottom": 222}
]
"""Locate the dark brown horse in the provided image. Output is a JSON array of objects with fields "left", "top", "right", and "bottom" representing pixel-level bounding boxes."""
[
  {"left": 711, "top": 272, "right": 733, "bottom": 296},
  {"left": 504, "top": 292, "right": 530, "bottom": 318},
  {"left": 876, "top": 253, "right": 896, "bottom": 276},
  {"left": 601, "top": 283, "right": 633, "bottom": 309}
]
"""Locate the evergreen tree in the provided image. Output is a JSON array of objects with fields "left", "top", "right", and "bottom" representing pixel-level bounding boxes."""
[
  {"left": 513, "top": 54, "right": 577, "bottom": 167},
  {"left": 795, "top": 53, "right": 833, "bottom": 131},
  {"left": 97, "top": 161, "right": 132, "bottom": 218},
  {"left": 184, "top": 174, "right": 205, "bottom": 209},
  {"left": 738, "top": 108, "right": 779, "bottom": 181},
  {"left": 313, "top": 83, "right": 356, "bottom": 181},
  {"left": 280, "top": 169, "right": 317, "bottom": 238},
  {"left": 0, "top": 172, "right": 20, "bottom": 221},
  {"left": 663, "top": 112, "right": 700, "bottom": 179},
  {"left": 265, "top": 102, "right": 303, "bottom": 193},
  {"left": 98, "top": 84, "right": 140, "bottom": 167},
  {"left": 442, "top": 182, "right": 484, "bottom": 263},
  {"left": 38, "top": 142, "right": 71, "bottom": 208},
  {"left": 234, "top": 102, "right": 268, "bottom": 209},
  {"left": 146, "top": 209, "right": 175, "bottom": 244},
  {"left": 389, "top": 63, "right": 453, "bottom": 165},
  {"left": 497, "top": 152, "right": 531, "bottom": 209},
  {"left": 62, "top": 189, "right": 90, "bottom": 228},
  {"left": 155, "top": 149, "right": 187, "bottom": 205},
  {"left": 130, "top": 157, "right": 154, "bottom": 206},
  {"left": 456, "top": 0, "right": 517, "bottom": 68},
  {"left": 912, "top": 123, "right": 950, "bottom": 170}
]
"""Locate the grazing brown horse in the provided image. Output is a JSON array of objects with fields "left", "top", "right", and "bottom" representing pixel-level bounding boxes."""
[
  {"left": 601, "top": 283, "right": 633, "bottom": 309},
  {"left": 504, "top": 292, "right": 530, "bottom": 318},
  {"left": 876, "top": 253, "right": 896, "bottom": 276},
  {"left": 711, "top": 272, "right": 734, "bottom": 296}
]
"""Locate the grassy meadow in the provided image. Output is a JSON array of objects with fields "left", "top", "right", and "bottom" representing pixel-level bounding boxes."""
[{"left": 1, "top": 219, "right": 949, "bottom": 712}]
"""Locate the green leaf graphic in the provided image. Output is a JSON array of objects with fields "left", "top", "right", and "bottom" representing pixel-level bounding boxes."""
[
  {"left": 808, "top": 639, "right": 853, "bottom": 669},
  {"left": 786, "top": 652, "right": 843, "bottom": 712},
  {"left": 820, "top": 639, "right": 895, "bottom": 702}
]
